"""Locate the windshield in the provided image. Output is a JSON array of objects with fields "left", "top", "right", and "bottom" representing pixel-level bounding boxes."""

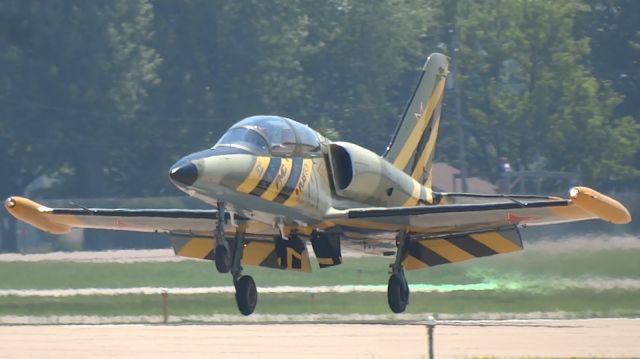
[{"left": 215, "top": 127, "right": 269, "bottom": 154}]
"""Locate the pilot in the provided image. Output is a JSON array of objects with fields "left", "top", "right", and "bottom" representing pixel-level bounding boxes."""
[
  {"left": 245, "top": 126, "right": 269, "bottom": 151},
  {"left": 281, "top": 128, "right": 295, "bottom": 145}
]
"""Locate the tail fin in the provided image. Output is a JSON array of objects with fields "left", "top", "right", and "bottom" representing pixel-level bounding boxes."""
[{"left": 384, "top": 53, "right": 448, "bottom": 186}]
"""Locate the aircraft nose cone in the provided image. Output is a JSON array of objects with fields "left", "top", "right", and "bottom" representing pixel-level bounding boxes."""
[{"left": 169, "top": 162, "right": 198, "bottom": 186}]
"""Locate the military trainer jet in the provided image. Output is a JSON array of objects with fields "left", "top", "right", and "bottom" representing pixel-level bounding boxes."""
[{"left": 5, "top": 53, "right": 631, "bottom": 315}]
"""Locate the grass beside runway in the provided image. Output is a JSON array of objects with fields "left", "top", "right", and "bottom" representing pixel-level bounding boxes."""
[
  {"left": 2, "top": 242, "right": 639, "bottom": 289},
  {"left": 0, "top": 256, "right": 487, "bottom": 289},
  {"left": 1, "top": 237, "right": 639, "bottom": 318}
]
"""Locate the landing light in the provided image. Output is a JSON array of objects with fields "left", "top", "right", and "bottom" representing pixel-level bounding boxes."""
[
  {"left": 569, "top": 187, "right": 579, "bottom": 199},
  {"left": 5, "top": 197, "right": 16, "bottom": 209}
]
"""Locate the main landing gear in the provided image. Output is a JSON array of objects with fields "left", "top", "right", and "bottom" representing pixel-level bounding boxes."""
[
  {"left": 387, "top": 231, "right": 410, "bottom": 313},
  {"left": 214, "top": 202, "right": 257, "bottom": 316}
]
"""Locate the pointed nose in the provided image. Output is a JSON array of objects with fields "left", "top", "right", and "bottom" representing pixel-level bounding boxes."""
[{"left": 169, "top": 162, "right": 198, "bottom": 186}]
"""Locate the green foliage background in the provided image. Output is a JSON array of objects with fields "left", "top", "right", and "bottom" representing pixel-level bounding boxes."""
[{"left": 1, "top": 0, "right": 638, "bottom": 248}]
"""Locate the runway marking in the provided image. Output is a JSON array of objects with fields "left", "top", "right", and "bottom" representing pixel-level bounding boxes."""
[
  {"left": 3, "top": 276, "right": 640, "bottom": 297},
  {"left": 1, "top": 314, "right": 638, "bottom": 325},
  {"left": 0, "top": 284, "right": 497, "bottom": 297}
]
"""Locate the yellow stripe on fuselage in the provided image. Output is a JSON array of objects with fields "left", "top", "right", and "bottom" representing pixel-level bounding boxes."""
[
  {"left": 425, "top": 169, "right": 434, "bottom": 192},
  {"left": 418, "top": 185, "right": 434, "bottom": 205},
  {"left": 283, "top": 159, "right": 313, "bottom": 207},
  {"left": 260, "top": 158, "right": 293, "bottom": 201},
  {"left": 236, "top": 156, "right": 270, "bottom": 193},
  {"left": 402, "top": 180, "right": 421, "bottom": 206},
  {"left": 393, "top": 76, "right": 446, "bottom": 171}
]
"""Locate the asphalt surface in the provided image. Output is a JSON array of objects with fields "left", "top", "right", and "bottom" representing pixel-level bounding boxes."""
[{"left": 1, "top": 319, "right": 638, "bottom": 358}]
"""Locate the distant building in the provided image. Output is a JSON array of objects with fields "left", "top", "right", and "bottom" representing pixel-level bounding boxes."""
[{"left": 431, "top": 162, "right": 498, "bottom": 194}]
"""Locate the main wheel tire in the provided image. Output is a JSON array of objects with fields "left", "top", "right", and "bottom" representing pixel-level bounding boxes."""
[
  {"left": 387, "top": 274, "right": 409, "bottom": 313},
  {"left": 235, "top": 275, "right": 258, "bottom": 316},
  {"left": 214, "top": 245, "right": 230, "bottom": 273}
]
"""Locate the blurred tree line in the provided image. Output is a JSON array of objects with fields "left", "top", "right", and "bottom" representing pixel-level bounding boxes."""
[{"left": 1, "top": 0, "right": 638, "bottom": 250}]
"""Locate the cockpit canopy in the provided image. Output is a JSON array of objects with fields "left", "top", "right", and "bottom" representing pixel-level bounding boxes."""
[{"left": 214, "top": 116, "right": 324, "bottom": 157}]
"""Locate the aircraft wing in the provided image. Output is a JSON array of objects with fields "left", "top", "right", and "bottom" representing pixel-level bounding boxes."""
[
  {"left": 3, "top": 196, "right": 277, "bottom": 238},
  {"left": 5, "top": 196, "right": 232, "bottom": 235},
  {"left": 4, "top": 196, "right": 314, "bottom": 272},
  {"left": 329, "top": 186, "right": 631, "bottom": 235},
  {"left": 327, "top": 187, "right": 630, "bottom": 270}
]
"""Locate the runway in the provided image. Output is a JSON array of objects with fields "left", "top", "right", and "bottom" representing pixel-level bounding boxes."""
[{"left": 1, "top": 319, "right": 638, "bottom": 358}]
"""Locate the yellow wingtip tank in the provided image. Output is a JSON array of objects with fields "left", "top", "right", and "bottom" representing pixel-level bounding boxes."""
[
  {"left": 4, "top": 196, "right": 71, "bottom": 234},
  {"left": 569, "top": 187, "right": 631, "bottom": 224}
]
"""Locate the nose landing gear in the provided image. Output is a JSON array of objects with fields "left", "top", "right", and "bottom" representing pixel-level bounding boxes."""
[
  {"left": 229, "top": 222, "right": 257, "bottom": 316},
  {"left": 214, "top": 202, "right": 257, "bottom": 316}
]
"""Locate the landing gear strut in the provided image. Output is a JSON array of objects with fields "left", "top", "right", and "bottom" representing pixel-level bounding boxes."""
[
  {"left": 387, "top": 231, "right": 410, "bottom": 313},
  {"left": 214, "top": 202, "right": 231, "bottom": 273},
  {"left": 213, "top": 202, "right": 257, "bottom": 315}
]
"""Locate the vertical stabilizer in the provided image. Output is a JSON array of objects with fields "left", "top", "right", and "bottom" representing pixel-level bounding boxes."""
[{"left": 384, "top": 53, "right": 448, "bottom": 186}]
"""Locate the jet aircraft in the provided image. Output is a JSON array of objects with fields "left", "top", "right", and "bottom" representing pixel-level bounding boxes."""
[{"left": 5, "top": 53, "right": 631, "bottom": 315}]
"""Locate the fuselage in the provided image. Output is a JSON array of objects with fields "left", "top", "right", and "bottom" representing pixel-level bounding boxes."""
[{"left": 169, "top": 115, "right": 434, "bottom": 235}]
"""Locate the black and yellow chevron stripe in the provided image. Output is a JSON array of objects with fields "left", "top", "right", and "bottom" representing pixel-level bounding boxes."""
[
  {"left": 170, "top": 234, "right": 311, "bottom": 272},
  {"left": 403, "top": 228, "right": 523, "bottom": 270},
  {"left": 236, "top": 156, "right": 312, "bottom": 206},
  {"left": 392, "top": 75, "right": 446, "bottom": 182},
  {"left": 170, "top": 236, "right": 216, "bottom": 260}
]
